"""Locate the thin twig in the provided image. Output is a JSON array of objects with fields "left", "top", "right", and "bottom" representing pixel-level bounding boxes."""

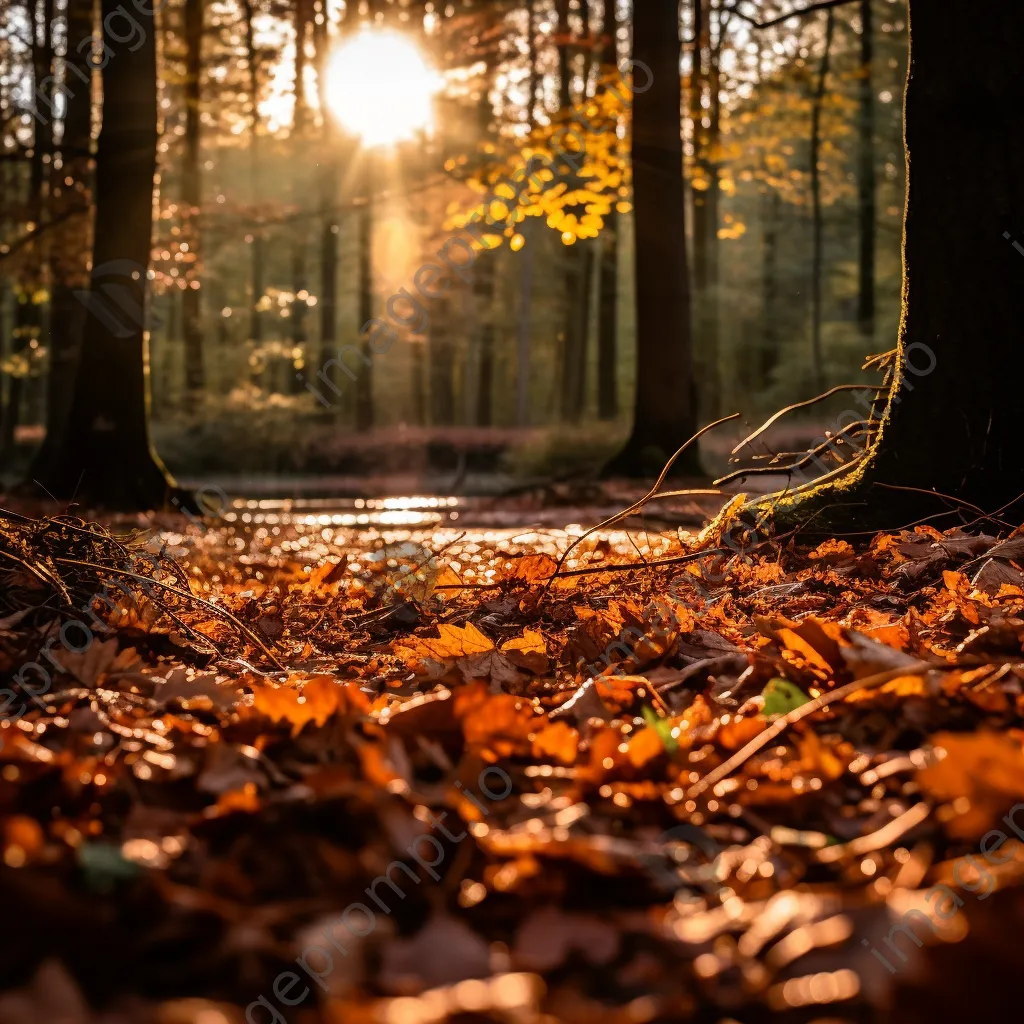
[
  {"left": 542, "top": 414, "right": 741, "bottom": 601},
  {"left": 687, "top": 661, "right": 933, "bottom": 799},
  {"left": 730, "top": 385, "right": 885, "bottom": 458}
]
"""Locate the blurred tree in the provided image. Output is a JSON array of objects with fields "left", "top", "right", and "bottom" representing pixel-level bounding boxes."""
[
  {"left": 34, "top": 0, "right": 177, "bottom": 505},
  {"left": 605, "top": 0, "right": 700, "bottom": 477}
]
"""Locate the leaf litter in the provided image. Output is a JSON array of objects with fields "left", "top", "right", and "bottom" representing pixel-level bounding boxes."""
[{"left": 2, "top": 507, "right": 1024, "bottom": 1020}]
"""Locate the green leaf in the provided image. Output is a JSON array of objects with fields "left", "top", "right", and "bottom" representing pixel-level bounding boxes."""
[
  {"left": 642, "top": 704, "right": 678, "bottom": 755},
  {"left": 77, "top": 842, "right": 142, "bottom": 893},
  {"left": 761, "top": 678, "right": 811, "bottom": 718}
]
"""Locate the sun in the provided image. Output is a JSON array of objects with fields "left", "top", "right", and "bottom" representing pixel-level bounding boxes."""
[{"left": 324, "top": 29, "right": 442, "bottom": 147}]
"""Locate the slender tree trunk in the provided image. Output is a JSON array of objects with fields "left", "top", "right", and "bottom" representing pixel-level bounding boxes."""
[
  {"left": 182, "top": 0, "right": 204, "bottom": 398},
  {"left": 526, "top": 0, "right": 539, "bottom": 126},
  {"left": 313, "top": 10, "right": 339, "bottom": 381},
  {"left": 596, "top": 0, "right": 624, "bottom": 423},
  {"left": 700, "top": 6, "right": 726, "bottom": 418},
  {"left": 411, "top": 340, "right": 426, "bottom": 426},
  {"left": 293, "top": 0, "right": 309, "bottom": 134},
  {"left": 30, "top": 0, "right": 93, "bottom": 477},
  {"left": 473, "top": 253, "right": 496, "bottom": 427},
  {"left": 476, "top": 325, "right": 495, "bottom": 427},
  {"left": 760, "top": 187, "right": 780, "bottom": 381},
  {"left": 689, "top": 0, "right": 707, "bottom": 294},
  {"left": 430, "top": 296, "right": 455, "bottom": 426},
  {"left": 516, "top": 0, "right": 539, "bottom": 426},
  {"left": 555, "top": 0, "right": 572, "bottom": 108},
  {"left": 809, "top": 11, "right": 835, "bottom": 392},
  {"left": 857, "top": 0, "right": 876, "bottom": 337},
  {"left": 35, "top": 0, "right": 175, "bottom": 506},
  {"left": 242, "top": 0, "right": 264, "bottom": 363},
  {"left": 354, "top": 154, "right": 374, "bottom": 431},
  {"left": 605, "top": 0, "right": 700, "bottom": 477},
  {"left": 597, "top": 212, "right": 619, "bottom": 420},
  {"left": 4, "top": 0, "right": 53, "bottom": 459},
  {"left": 554, "top": 0, "right": 590, "bottom": 426},
  {"left": 784, "top": 1, "right": 1024, "bottom": 524}
]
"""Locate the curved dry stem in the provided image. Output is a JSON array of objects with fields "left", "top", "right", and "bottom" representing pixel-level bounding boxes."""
[{"left": 540, "top": 414, "right": 740, "bottom": 601}]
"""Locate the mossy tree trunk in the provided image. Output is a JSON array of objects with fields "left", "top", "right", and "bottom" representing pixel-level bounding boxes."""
[{"left": 776, "top": 0, "right": 1024, "bottom": 528}]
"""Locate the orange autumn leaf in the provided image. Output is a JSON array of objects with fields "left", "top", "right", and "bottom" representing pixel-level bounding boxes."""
[
  {"left": 456, "top": 685, "right": 538, "bottom": 757},
  {"left": 776, "top": 627, "right": 835, "bottom": 680},
  {"left": 501, "top": 628, "right": 549, "bottom": 674},
  {"left": 508, "top": 553, "right": 558, "bottom": 583},
  {"left": 844, "top": 674, "right": 927, "bottom": 702},
  {"left": 250, "top": 675, "right": 367, "bottom": 737},
  {"left": 718, "top": 714, "right": 766, "bottom": 751},
  {"left": 532, "top": 721, "right": 580, "bottom": 764},
  {"left": 627, "top": 725, "right": 667, "bottom": 769},
  {"left": 396, "top": 622, "right": 495, "bottom": 664},
  {"left": 210, "top": 783, "right": 261, "bottom": 817},
  {"left": 918, "top": 730, "right": 1024, "bottom": 838}
]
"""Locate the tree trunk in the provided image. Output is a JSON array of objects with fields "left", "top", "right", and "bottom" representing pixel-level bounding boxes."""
[
  {"left": 313, "top": 9, "right": 339, "bottom": 379},
  {"left": 30, "top": 0, "right": 93, "bottom": 478},
  {"left": 34, "top": 0, "right": 176, "bottom": 507},
  {"left": 473, "top": 254, "right": 496, "bottom": 427},
  {"left": 555, "top": 0, "right": 573, "bottom": 108},
  {"left": 182, "top": 0, "right": 204, "bottom": 398},
  {"left": 857, "top": 0, "right": 876, "bottom": 337},
  {"left": 476, "top": 324, "right": 495, "bottom": 427},
  {"left": 429, "top": 297, "right": 456, "bottom": 426},
  {"left": 4, "top": 0, "right": 54, "bottom": 460},
  {"left": 597, "top": 212, "right": 619, "bottom": 421},
  {"left": 700, "top": 6, "right": 726, "bottom": 418},
  {"left": 780, "top": 0, "right": 1024, "bottom": 525},
  {"left": 760, "top": 187, "right": 781, "bottom": 382},
  {"left": 689, "top": 0, "right": 707, "bottom": 293},
  {"left": 242, "top": 0, "right": 264, "bottom": 362},
  {"left": 809, "top": 11, "right": 834, "bottom": 393},
  {"left": 605, "top": 0, "right": 700, "bottom": 478},
  {"left": 354, "top": 155, "right": 375, "bottom": 431},
  {"left": 559, "top": 244, "right": 589, "bottom": 424}
]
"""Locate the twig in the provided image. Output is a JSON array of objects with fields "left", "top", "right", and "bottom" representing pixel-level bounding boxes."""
[
  {"left": 687, "top": 661, "right": 933, "bottom": 799},
  {"left": 53, "top": 558, "right": 287, "bottom": 671},
  {"left": 730, "top": 385, "right": 885, "bottom": 458},
  {"left": 541, "top": 414, "right": 741, "bottom": 601},
  {"left": 732, "top": 0, "right": 858, "bottom": 31}
]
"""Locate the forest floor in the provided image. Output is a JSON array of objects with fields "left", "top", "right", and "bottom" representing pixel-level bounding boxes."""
[{"left": 1, "top": 488, "right": 1024, "bottom": 1023}]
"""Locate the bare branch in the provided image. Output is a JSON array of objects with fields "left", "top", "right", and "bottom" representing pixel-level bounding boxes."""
[{"left": 732, "top": 0, "right": 858, "bottom": 31}]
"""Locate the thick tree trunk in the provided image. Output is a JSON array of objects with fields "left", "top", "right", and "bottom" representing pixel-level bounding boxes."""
[
  {"left": 857, "top": 0, "right": 876, "bottom": 337},
  {"left": 605, "top": 0, "right": 700, "bottom": 478},
  {"left": 779, "top": 0, "right": 1024, "bottom": 525},
  {"left": 182, "top": 0, "right": 204, "bottom": 398},
  {"left": 34, "top": 0, "right": 175, "bottom": 507}
]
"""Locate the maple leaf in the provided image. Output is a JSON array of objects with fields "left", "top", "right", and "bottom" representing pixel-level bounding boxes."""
[{"left": 396, "top": 622, "right": 495, "bottom": 663}]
